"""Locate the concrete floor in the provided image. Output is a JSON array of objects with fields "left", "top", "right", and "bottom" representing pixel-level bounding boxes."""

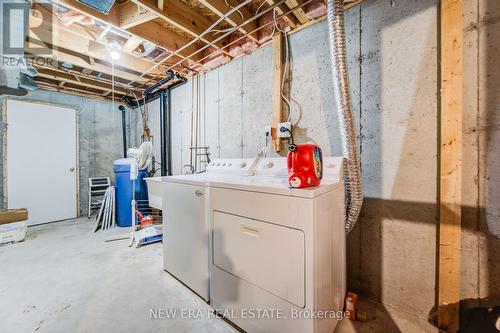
[{"left": 0, "top": 218, "right": 438, "bottom": 333}]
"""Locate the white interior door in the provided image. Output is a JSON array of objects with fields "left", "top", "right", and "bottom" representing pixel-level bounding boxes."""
[{"left": 5, "top": 99, "right": 78, "bottom": 225}]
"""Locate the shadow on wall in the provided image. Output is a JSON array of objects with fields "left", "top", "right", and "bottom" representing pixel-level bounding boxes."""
[
  {"left": 312, "top": 0, "right": 499, "bottom": 332},
  {"left": 482, "top": 0, "right": 500, "bottom": 309}
]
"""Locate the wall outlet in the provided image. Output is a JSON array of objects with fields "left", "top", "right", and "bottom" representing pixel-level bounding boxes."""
[{"left": 278, "top": 122, "right": 292, "bottom": 138}]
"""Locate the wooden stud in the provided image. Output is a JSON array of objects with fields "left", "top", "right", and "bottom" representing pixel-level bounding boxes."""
[
  {"left": 438, "top": 0, "right": 463, "bottom": 332},
  {"left": 271, "top": 32, "right": 283, "bottom": 152}
]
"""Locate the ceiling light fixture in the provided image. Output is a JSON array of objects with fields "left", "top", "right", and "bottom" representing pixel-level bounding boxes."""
[{"left": 107, "top": 40, "right": 122, "bottom": 60}]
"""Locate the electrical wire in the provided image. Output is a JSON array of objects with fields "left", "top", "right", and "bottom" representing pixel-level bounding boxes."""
[
  {"left": 209, "top": 28, "right": 234, "bottom": 36},
  {"left": 225, "top": 0, "right": 244, "bottom": 20},
  {"left": 255, "top": 0, "right": 268, "bottom": 15}
]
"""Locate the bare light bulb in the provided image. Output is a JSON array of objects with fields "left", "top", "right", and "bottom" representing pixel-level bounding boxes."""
[
  {"left": 107, "top": 40, "right": 122, "bottom": 60},
  {"left": 110, "top": 50, "right": 120, "bottom": 60}
]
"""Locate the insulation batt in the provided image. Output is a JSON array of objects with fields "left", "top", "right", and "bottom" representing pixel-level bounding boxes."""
[
  {"left": 258, "top": 11, "right": 291, "bottom": 44},
  {"left": 228, "top": 31, "right": 258, "bottom": 58},
  {"left": 58, "top": 10, "right": 94, "bottom": 26},
  {"left": 202, "top": 50, "right": 231, "bottom": 71},
  {"left": 305, "top": 0, "right": 327, "bottom": 20}
]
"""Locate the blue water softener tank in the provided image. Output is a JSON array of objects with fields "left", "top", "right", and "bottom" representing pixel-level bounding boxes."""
[{"left": 113, "top": 158, "right": 149, "bottom": 227}]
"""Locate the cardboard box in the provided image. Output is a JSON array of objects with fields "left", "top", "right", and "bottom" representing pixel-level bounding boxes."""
[{"left": 0, "top": 221, "right": 27, "bottom": 245}]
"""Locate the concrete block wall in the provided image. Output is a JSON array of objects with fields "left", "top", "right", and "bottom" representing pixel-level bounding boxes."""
[
  {"left": 461, "top": 0, "right": 500, "bottom": 307},
  {"left": 165, "top": 0, "right": 500, "bottom": 320},
  {"left": 0, "top": 90, "right": 138, "bottom": 216}
]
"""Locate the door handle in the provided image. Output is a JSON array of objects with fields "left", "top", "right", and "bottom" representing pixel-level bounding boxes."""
[
  {"left": 240, "top": 224, "right": 261, "bottom": 238},
  {"left": 195, "top": 190, "right": 204, "bottom": 197}
]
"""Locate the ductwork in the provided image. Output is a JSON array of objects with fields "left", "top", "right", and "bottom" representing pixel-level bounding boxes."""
[{"left": 327, "top": 0, "right": 363, "bottom": 233}]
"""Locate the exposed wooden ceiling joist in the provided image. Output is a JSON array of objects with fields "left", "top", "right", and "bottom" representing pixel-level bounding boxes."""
[
  {"left": 36, "top": 67, "right": 130, "bottom": 94},
  {"left": 265, "top": 0, "right": 297, "bottom": 29},
  {"left": 198, "top": 0, "right": 259, "bottom": 42},
  {"left": 36, "top": 78, "right": 124, "bottom": 102},
  {"left": 119, "top": 1, "right": 156, "bottom": 29},
  {"left": 27, "top": 38, "right": 147, "bottom": 84},
  {"left": 50, "top": 0, "right": 203, "bottom": 67},
  {"left": 122, "top": 35, "right": 143, "bottom": 53},
  {"left": 51, "top": 0, "right": 120, "bottom": 25},
  {"left": 130, "top": 0, "right": 228, "bottom": 52},
  {"left": 30, "top": 6, "right": 165, "bottom": 78},
  {"left": 285, "top": 0, "right": 308, "bottom": 25},
  {"left": 126, "top": 21, "right": 203, "bottom": 63}
]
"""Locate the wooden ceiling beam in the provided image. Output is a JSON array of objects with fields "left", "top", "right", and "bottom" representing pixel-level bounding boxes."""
[
  {"left": 35, "top": 78, "right": 124, "bottom": 102},
  {"left": 34, "top": 4, "right": 170, "bottom": 70},
  {"left": 130, "top": 0, "right": 228, "bottom": 51},
  {"left": 34, "top": 63, "right": 144, "bottom": 90},
  {"left": 126, "top": 21, "right": 203, "bottom": 63},
  {"left": 265, "top": 0, "right": 297, "bottom": 29},
  {"left": 50, "top": 0, "right": 203, "bottom": 66},
  {"left": 50, "top": 0, "right": 120, "bottom": 26},
  {"left": 122, "top": 35, "right": 143, "bottom": 53},
  {"left": 119, "top": 1, "right": 156, "bottom": 30},
  {"left": 28, "top": 13, "right": 165, "bottom": 78},
  {"left": 285, "top": 0, "right": 308, "bottom": 25},
  {"left": 36, "top": 67, "right": 130, "bottom": 94},
  {"left": 198, "top": 0, "right": 259, "bottom": 42},
  {"left": 27, "top": 40, "right": 146, "bottom": 84}
]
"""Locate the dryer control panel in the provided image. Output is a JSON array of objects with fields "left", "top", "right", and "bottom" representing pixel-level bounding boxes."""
[{"left": 206, "top": 158, "right": 260, "bottom": 176}]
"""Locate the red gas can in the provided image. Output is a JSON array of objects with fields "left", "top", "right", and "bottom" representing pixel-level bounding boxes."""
[{"left": 287, "top": 144, "right": 323, "bottom": 188}]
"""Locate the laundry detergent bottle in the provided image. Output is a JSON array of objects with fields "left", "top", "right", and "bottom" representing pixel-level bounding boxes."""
[{"left": 287, "top": 144, "right": 323, "bottom": 188}]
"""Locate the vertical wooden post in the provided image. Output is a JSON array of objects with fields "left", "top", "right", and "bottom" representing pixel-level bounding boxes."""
[
  {"left": 438, "top": 0, "right": 463, "bottom": 332},
  {"left": 272, "top": 32, "right": 283, "bottom": 152}
]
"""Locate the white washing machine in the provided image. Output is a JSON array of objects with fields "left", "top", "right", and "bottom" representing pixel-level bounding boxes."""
[
  {"left": 209, "top": 157, "right": 346, "bottom": 333},
  {"left": 159, "top": 158, "right": 260, "bottom": 301}
]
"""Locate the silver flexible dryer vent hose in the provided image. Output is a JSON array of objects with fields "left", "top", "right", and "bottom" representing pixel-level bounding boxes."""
[{"left": 327, "top": 0, "right": 363, "bottom": 233}]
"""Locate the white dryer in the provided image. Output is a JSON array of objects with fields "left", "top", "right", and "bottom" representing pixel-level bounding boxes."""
[
  {"left": 209, "top": 157, "right": 346, "bottom": 333},
  {"left": 159, "top": 158, "right": 260, "bottom": 301}
]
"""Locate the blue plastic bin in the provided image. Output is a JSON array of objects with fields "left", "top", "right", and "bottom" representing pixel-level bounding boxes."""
[{"left": 113, "top": 158, "right": 149, "bottom": 227}]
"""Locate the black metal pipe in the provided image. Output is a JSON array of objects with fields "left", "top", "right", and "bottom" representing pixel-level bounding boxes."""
[
  {"left": 159, "top": 90, "right": 172, "bottom": 176},
  {"left": 122, "top": 71, "right": 188, "bottom": 175},
  {"left": 143, "top": 70, "right": 175, "bottom": 95},
  {"left": 122, "top": 71, "right": 187, "bottom": 109},
  {"left": 165, "top": 89, "right": 172, "bottom": 176},
  {"left": 121, "top": 89, "right": 164, "bottom": 109},
  {"left": 119, "top": 105, "right": 127, "bottom": 158}
]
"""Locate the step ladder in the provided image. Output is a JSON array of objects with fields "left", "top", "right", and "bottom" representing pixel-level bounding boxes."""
[{"left": 88, "top": 177, "right": 111, "bottom": 218}]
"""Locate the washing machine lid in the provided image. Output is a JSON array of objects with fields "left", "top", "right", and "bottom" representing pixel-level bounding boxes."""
[
  {"left": 210, "top": 156, "right": 344, "bottom": 198},
  {"left": 156, "top": 158, "right": 260, "bottom": 186},
  {"left": 209, "top": 176, "right": 341, "bottom": 198}
]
